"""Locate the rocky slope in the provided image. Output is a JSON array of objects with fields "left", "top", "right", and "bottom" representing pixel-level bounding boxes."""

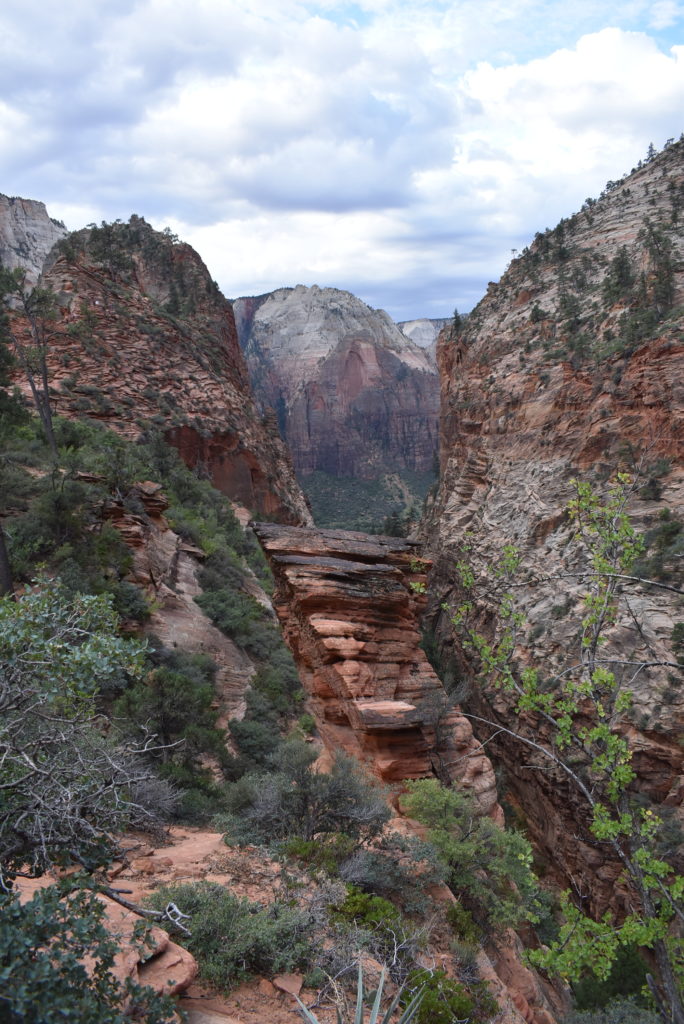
[
  {"left": 422, "top": 139, "right": 684, "bottom": 912},
  {"left": 4, "top": 214, "right": 310, "bottom": 524},
  {"left": 234, "top": 285, "right": 439, "bottom": 481},
  {"left": 0, "top": 193, "right": 67, "bottom": 285}
]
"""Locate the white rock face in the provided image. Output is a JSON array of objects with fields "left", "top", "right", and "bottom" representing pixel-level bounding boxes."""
[
  {"left": 234, "top": 283, "right": 440, "bottom": 479},
  {"left": 235, "top": 284, "right": 435, "bottom": 394},
  {"left": 398, "top": 317, "right": 449, "bottom": 350},
  {"left": 0, "top": 194, "right": 68, "bottom": 285}
]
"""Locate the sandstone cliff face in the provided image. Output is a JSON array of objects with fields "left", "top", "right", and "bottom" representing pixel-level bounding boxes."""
[
  {"left": 4, "top": 214, "right": 310, "bottom": 525},
  {"left": 0, "top": 193, "right": 67, "bottom": 285},
  {"left": 254, "top": 521, "right": 567, "bottom": 1024},
  {"left": 423, "top": 141, "right": 684, "bottom": 911},
  {"left": 253, "top": 521, "right": 498, "bottom": 811},
  {"left": 234, "top": 285, "right": 440, "bottom": 479}
]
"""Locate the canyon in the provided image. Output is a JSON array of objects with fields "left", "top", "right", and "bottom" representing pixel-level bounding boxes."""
[
  {"left": 422, "top": 140, "right": 684, "bottom": 913},
  {"left": 2, "top": 138, "right": 684, "bottom": 1022}
]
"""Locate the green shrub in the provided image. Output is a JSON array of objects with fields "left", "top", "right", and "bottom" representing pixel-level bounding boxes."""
[
  {"left": 331, "top": 886, "right": 403, "bottom": 933},
  {"left": 281, "top": 834, "right": 357, "bottom": 876},
  {"left": 401, "top": 779, "right": 542, "bottom": 933},
  {"left": 402, "top": 968, "right": 497, "bottom": 1024},
  {"left": 446, "top": 902, "right": 482, "bottom": 945},
  {"left": 147, "top": 881, "right": 313, "bottom": 990},
  {"left": 218, "top": 740, "right": 389, "bottom": 847},
  {"left": 0, "top": 883, "right": 176, "bottom": 1024},
  {"left": 338, "top": 832, "right": 443, "bottom": 915},
  {"left": 564, "top": 997, "right": 660, "bottom": 1024}
]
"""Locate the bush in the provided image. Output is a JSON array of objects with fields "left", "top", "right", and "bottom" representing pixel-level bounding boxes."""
[
  {"left": 331, "top": 885, "right": 403, "bottom": 933},
  {"left": 0, "top": 882, "right": 177, "bottom": 1024},
  {"left": 402, "top": 968, "right": 497, "bottom": 1024},
  {"left": 564, "top": 997, "right": 660, "bottom": 1024},
  {"left": 218, "top": 740, "right": 390, "bottom": 847},
  {"left": 338, "top": 831, "right": 443, "bottom": 915},
  {"left": 401, "top": 779, "right": 542, "bottom": 933},
  {"left": 147, "top": 881, "right": 313, "bottom": 990}
]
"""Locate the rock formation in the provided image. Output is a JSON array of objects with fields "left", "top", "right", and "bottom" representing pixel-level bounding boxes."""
[
  {"left": 422, "top": 140, "right": 684, "bottom": 911},
  {"left": 253, "top": 521, "right": 498, "bottom": 812},
  {"left": 398, "top": 316, "right": 448, "bottom": 352},
  {"left": 234, "top": 285, "right": 440, "bottom": 481},
  {"left": 2, "top": 213, "right": 310, "bottom": 524},
  {"left": 0, "top": 193, "right": 67, "bottom": 285}
]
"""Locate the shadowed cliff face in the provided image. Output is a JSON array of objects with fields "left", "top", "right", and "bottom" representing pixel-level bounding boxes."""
[
  {"left": 253, "top": 521, "right": 498, "bottom": 814},
  {"left": 234, "top": 285, "right": 440, "bottom": 481},
  {"left": 4, "top": 215, "right": 310, "bottom": 525},
  {"left": 423, "top": 141, "right": 684, "bottom": 913}
]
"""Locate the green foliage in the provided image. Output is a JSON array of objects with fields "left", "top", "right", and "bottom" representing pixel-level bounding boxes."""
[
  {"left": 564, "top": 997, "right": 660, "bottom": 1024},
  {"left": 0, "top": 882, "right": 177, "bottom": 1023},
  {"left": 402, "top": 968, "right": 497, "bottom": 1024},
  {"left": 633, "top": 508, "right": 683, "bottom": 584},
  {"left": 148, "top": 881, "right": 313, "bottom": 990},
  {"left": 331, "top": 886, "right": 403, "bottom": 932},
  {"left": 338, "top": 831, "right": 444, "bottom": 915},
  {"left": 449, "top": 474, "right": 684, "bottom": 1020},
  {"left": 445, "top": 901, "right": 482, "bottom": 945},
  {"left": 401, "top": 779, "right": 541, "bottom": 933},
  {"left": 0, "top": 578, "right": 164, "bottom": 883},
  {"left": 218, "top": 740, "right": 390, "bottom": 847},
  {"left": 602, "top": 248, "right": 635, "bottom": 306},
  {"left": 281, "top": 834, "right": 358, "bottom": 876},
  {"left": 572, "top": 943, "right": 651, "bottom": 1010}
]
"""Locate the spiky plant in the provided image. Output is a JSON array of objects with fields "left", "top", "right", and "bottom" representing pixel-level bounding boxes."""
[{"left": 295, "top": 964, "right": 425, "bottom": 1024}]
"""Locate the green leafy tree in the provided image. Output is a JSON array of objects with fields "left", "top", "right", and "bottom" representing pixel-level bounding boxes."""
[{"left": 448, "top": 475, "right": 684, "bottom": 1022}]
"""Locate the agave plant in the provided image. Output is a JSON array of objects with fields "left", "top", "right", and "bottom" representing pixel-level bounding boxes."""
[{"left": 295, "top": 964, "right": 425, "bottom": 1024}]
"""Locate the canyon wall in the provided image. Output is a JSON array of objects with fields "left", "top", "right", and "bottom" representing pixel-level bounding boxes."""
[
  {"left": 3, "top": 213, "right": 310, "bottom": 525},
  {"left": 234, "top": 285, "right": 440, "bottom": 480},
  {"left": 422, "top": 141, "right": 684, "bottom": 911},
  {"left": 0, "top": 193, "right": 67, "bottom": 284}
]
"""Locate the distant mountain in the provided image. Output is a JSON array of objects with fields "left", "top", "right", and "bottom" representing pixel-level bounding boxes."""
[
  {"left": 397, "top": 316, "right": 449, "bottom": 351},
  {"left": 1, "top": 206, "right": 309, "bottom": 524},
  {"left": 0, "top": 193, "right": 67, "bottom": 285},
  {"left": 234, "top": 285, "right": 440, "bottom": 528}
]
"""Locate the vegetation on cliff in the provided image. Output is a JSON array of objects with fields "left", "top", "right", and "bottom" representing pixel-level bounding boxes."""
[{"left": 445, "top": 475, "right": 683, "bottom": 1022}]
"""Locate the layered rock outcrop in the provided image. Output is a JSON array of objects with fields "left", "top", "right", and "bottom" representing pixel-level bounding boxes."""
[
  {"left": 0, "top": 193, "right": 67, "bottom": 284},
  {"left": 3, "top": 213, "right": 310, "bottom": 524},
  {"left": 423, "top": 141, "right": 684, "bottom": 911},
  {"left": 253, "top": 522, "right": 498, "bottom": 812},
  {"left": 235, "top": 285, "right": 439, "bottom": 479}
]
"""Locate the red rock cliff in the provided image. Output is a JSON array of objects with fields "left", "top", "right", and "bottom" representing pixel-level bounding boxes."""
[
  {"left": 6, "top": 215, "right": 310, "bottom": 525},
  {"left": 423, "top": 141, "right": 684, "bottom": 912},
  {"left": 253, "top": 522, "right": 498, "bottom": 813}
]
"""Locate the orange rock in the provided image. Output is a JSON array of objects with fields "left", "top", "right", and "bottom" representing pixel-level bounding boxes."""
[{"left": 272, "top": 973, "right": 303, "bottom": 997}]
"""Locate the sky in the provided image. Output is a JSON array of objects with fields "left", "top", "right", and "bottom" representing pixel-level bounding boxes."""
[{"left": 1, "top": 1, "right": 683, "bottom": 321}]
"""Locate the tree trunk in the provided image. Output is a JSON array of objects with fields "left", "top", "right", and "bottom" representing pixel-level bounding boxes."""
[{"left": 0, "top": 523, "right": 15, "bottom": 599}]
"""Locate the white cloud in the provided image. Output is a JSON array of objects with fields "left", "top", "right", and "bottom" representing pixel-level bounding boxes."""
[{"left": 0, "top": 2, "right": 683, "bottom": 319}]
